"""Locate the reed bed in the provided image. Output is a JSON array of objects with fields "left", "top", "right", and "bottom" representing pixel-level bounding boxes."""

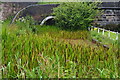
[{"left": 1, "top": 25, "right": 119, "bottom": 78}]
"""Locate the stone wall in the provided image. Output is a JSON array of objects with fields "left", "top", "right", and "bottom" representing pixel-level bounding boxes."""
[
  {"left": 97, "top": 9, "right": 120, "bottom": 25},
  {"left": 0, "top": 3, "right": 4, "bottom": 20},
  {"left": 0, "top": 2, "right": 37, "bottom": 20},
  {"left": 0, "top": 2, "right": 59, "bottom": 23},
  {"left": 0, "top": 2, "right": 120, "bottom": 25},
  {"left": 97, "top": 2, "right": 120, "bottom": 25}
]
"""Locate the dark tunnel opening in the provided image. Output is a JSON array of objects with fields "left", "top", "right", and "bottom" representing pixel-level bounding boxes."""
[{"left": 44, "top": 18, "right": 55, "bottom": 26}]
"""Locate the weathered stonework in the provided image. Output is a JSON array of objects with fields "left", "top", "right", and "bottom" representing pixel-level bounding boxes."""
[
  {"left": 97, "top": 2, "right": 120, "bottom": 25},
  {"left": 1, "top": 2, "right": 37, "bottom": 20},
  {"left": 0, "top": 2, "right": 120, "bottom": 25},
  {"left": 0, "top": 3, "right": 4, "bottom": 20}
]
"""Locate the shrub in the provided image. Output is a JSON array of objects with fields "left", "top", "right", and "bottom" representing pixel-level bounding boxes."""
[{"left": 53, "top": 2, "right": 101, "bottom": 30}]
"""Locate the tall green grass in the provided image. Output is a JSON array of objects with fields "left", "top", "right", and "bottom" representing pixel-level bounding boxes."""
[
  {"left": 1, "top": 24, "right": 119, "bottom": 78},
  {"left": 1, "top": 16, "right": 119, "bottom": 78},
  {"left": 35, "top": 25, "right": 90, "bottom": 40}
]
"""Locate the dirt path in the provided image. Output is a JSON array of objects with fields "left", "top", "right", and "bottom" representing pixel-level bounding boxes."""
[{"left": 59, "top": 38, "right": 98, "bottom": 48}]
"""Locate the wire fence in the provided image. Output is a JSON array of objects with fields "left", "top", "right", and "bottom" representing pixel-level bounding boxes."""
[{"left": 89, "top": 26, "right": 119, "bottom": 40}]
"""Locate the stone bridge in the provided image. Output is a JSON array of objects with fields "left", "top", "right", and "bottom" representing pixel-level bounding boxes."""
[
  {"left": 0, "top": 2, "right": 59, "bottom": 24},
  {"left": 11, "top": 4, "right": 59, "bottom": 24},
  {"left": 1, "top": 2, "right": 120, "bottom": 25}
]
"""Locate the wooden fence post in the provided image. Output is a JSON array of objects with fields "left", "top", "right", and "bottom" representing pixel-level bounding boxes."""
[
  {"left": 116, "top": 32, "right": 118, "bottom": 40},
  {"left": 98, "top": 28, "right": 100, "bottom": 33}
]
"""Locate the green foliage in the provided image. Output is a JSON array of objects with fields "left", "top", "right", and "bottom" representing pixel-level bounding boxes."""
[
  {"left": 14, "top": 16, "right": 37, "bottom": 33},
  {"left": 1, "top": 22, "right": 119, "bottom": 78},
  {"left": 1, "top": 10, "right": 119, "bottom": 78},
  {"left": 91, "top": 29, "right": 119, "bottom": 46},
  {"left": 15, "top": 16, "right": 35, "bottom": 27},
  {"left": 35, "top": 25, "right": 90, "bottom": 40},
  {"left": 53, "top": 2, "right": 101, "bottom": 30}
]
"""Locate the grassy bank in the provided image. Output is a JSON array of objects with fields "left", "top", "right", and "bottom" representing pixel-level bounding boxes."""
[
  {"left": 90, "top": 29, "right": 119, "bottom": 47},
  {"left": 1, "top": 20, "right": 119, "bottom": 78}
]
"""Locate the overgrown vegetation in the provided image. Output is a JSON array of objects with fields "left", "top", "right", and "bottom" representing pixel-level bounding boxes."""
[
  {"left": 1, "top": 2, "right": 119, "bottom": 78},
  {"left": 91, "top": 30, "right": 118, "bottom": 46},
  {"left": 53, "top": 2, "right": 101, "bottom": 30},
  {"left": 1, "top": 17, "right": 119, "bottom": 78}
]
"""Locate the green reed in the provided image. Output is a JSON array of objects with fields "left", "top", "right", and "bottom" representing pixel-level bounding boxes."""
[{"left": 1, "top": 22, "right": 119, "bottom": 78}]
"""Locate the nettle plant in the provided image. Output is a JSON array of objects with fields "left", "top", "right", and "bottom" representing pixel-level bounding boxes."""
[
  {"left": 53, "top": 2, "right": 101, "bottom": 30},
  {"left": 15, "top": 16, "right": 37, "bottom": 33},
  {"left": 15, "top": 16, "right": 35, "bottom": 26}
]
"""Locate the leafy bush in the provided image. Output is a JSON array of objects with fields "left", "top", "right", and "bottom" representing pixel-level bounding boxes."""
[
  {"left": 15, "top": 16, "right": 35, "bottom": 27},
  {"left": 53, "top": 2, "right": 101, "bottom": 30}
]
